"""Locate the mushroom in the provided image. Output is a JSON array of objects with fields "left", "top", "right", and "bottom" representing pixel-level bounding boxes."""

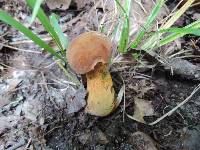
[{"left": 67, "top": 31, "right": 116, "bottom": 116}]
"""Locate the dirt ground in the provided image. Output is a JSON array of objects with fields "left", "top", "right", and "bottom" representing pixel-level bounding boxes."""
[{"left": 0, "top": 0, "right": 200, "bottom": 150}]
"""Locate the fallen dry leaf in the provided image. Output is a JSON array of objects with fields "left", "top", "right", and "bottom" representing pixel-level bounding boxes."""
[
  {"left": 48, "top": 85, "right": 86, "bottom": 114},
  {"left": 0, "top": 70, "right": 25, "bottom": 108},
  {"left": 46, "top": 0, "right": 72, "bottom": 10},
  {"left": 86, "top": 63, "right": 115, "bottom": 116},
  {"left": 127, "top": 98, "right": 156, "bottom": 123},
  {"left": 21, "top": 98, "right": 43, "bottom": 122},
  {"left": 74, "top": 0, "right": 93, "bottom": 9},
  {"left": 66, "top": 86, "right": 87, "bottom": 114}
]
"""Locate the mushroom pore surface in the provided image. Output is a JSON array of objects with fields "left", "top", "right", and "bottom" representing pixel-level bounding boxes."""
[{"left": 67, "top": 32, "right": 112, "bottom": 74}]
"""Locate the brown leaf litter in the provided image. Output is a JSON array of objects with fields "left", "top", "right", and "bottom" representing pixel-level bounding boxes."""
[
  {"left": 127, "top": 98, "right": 156, "bottom": 124},
  {"left": 46, "top": 0, "right": 72, "bottom": 10},
  {"left": 0, "top": 50, "right": 87, "bottom": 149}
]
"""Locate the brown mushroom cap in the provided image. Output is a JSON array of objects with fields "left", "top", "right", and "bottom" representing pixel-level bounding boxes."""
[{"left": 67, "top": 32, "right": 112, "bottom": 74}]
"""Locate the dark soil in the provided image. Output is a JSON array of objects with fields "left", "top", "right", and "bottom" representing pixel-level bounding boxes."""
[{"left": 45, "top": 69, "right": 200, "bottom": 150}]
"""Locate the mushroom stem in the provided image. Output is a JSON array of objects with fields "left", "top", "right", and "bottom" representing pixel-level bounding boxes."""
[{"left": 85, "top": 63, "right": 116, "bottom": 116}]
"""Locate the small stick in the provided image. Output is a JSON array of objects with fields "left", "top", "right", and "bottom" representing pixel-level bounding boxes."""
[
  {"left": 149, "top": 84, "right": 200, "bottom": 125},
  {"left": 44, "top": 125, "right": 63, "bottom": 136},
  {"left": 9, "top": 37, "right": 52, "bottom": 45},
  {"left": 0, "top": 62, "right": 38, "bottom": 72},
  {"left": 25, "top": 138, "right": 32, "bottom": 149},
  {"left": 122, "top": 79, "right": 126, "bottom": 122},
  {"left": 0, "top": 43, "right": 42, "bottom": 54}
]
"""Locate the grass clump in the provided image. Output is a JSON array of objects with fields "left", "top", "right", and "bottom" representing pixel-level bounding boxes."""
[
  {"left": 0, "top": 0, "right": 80, "bottom": 85},
  {"left": 115, "top": 0, "right": 200, "bottom": 55}
]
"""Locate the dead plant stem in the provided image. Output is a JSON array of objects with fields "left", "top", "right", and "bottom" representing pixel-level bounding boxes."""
[{"left": 149, "top": 84, "right": 200, "bottom": 125}]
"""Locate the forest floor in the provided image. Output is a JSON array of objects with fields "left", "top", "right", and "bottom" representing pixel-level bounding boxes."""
[{"left": 0, "top": 0, "right": 200, "bottom": 150}]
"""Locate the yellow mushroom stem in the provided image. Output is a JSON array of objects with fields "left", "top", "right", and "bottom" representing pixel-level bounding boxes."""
[{"left": 85, "top": 63, "right": 116, "bottom": 116}]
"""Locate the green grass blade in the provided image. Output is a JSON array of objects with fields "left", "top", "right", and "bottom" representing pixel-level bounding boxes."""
[
  {"left": 159, "top": 27, "right": 200, "bottom": 35},
  {"left": 49, "top": 13, "right": 69, "bottom": 54},
  {"left": 0, "top": 11, "right": 65, "bottom": 62},
  {"left": 160, "top": 20, "right": 200, "bottom": 46},
  {"left": 56, "top": 61, "right": 80, "bottom": 86},
  {"left": 115, "top": 0, "right": 128, "bottom": 15},
  {"left": 29, "top": 0, "right": 44, "bottom": 24},
  {"left": 142, "top": 0, "right": 196, "bottom": 51},
  {"left": 130, "top": 0, "right": 165, "bottom": 49},
  {"left": 115, "top": 0, "right": 131, "bottom": 53},
  {"left": 26, "top": 0, "right": 64, "bottom": 53},
  {"left": 161, "top": 0, "right": 195, "bottom": 29}
]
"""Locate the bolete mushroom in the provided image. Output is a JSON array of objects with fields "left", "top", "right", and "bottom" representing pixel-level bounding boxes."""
[{"left": 67, "top": 32, "right": 116, "bottom": 116}]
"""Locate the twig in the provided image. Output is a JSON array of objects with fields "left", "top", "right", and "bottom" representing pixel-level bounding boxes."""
[
  {"left": 149, "top": 84, "right": 200, "bottom": 125},
  {"left": 44, "top": 125, "right": 63, "bottom": 136},
  {"left": 122, "top": 77, "right": 126, "bottom": 122},
  {"left": 9, "top": 36, "right": 52, "bottom": 45},
  {"left": 0, "top": 31, "right": 9, "bottom": 38},
  {"left": 0, "top": 43, "right": 42, "bottom": 54},
  {"left": 25, "top": 138, "right": 32, "bottom": 149},
  {"left": 0, "top": 62, "right": 38, "bottom": 72},
  {"left": 42, "top": 61, "right": 57, "bottom": 69},
  {"left": 160, "top": 0, "right": 184, "bottom": 26},
  {"left": 134, "top": 0, "right": 147, "bottom": 14},
  {"left": 191, "top": 2, "right": 200, "bottom": 7}
]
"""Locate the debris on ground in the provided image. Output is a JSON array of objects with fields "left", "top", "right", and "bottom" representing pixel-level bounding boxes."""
[
  {"left": 127, "top": 98, "right": 156, "bottom": 124},
  {"left": 164, "top": 58, "right": 200, "bottom": 80},
  {"left": 130, "top": 131, "right": 158, "bottom": 150},
  {"left": 0, "top": 0, "right": 200, "bottom": 149},
  {"left": 46, "top": 0, "right": 72, "bottom": 10}
]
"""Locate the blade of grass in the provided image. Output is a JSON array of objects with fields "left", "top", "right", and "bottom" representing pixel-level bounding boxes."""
[
  {"left": 115, "top": 0, "right": 131, "bottom": 53},
  {"left": 159, "top": 27, "right": 200, "bottom": 35},
  {"left": 115, "top": 0, "right": 127, "bottom": 15},
  {"left": 49, "top": 13, "right": 69, "bottom": 56},
  {"left": 160, "top": 20, "right": 200, "bottom": 46},
  {"left": 55, "top": 61, "right": 80, "bottom": 86},
  {"left": 161, "top": 0, "right": 195, "bottom": 29},
  {"left": 0, "top": 11, "right": 65, "bottom": 62},
  {"left": 26, "top": 0, "right": 64, "bottom": 54},
  {"left": 29, "top": 0, "right": 44, "bottom": 24},
  {"left": 130, "top": 0, "right": 165, "bottom": 49},
  {"left": 142, "top": 0, "right": 195, "bottom": 51}
]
